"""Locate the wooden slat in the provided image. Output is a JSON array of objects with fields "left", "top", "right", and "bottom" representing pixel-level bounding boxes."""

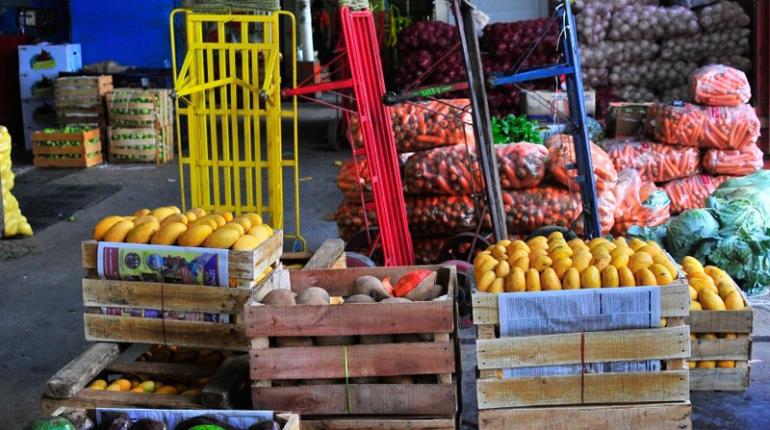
[
  {"left": 300, "top": 418, "right": 456, "bottom": 430},
  {"left": 691, "top": 337, "right": 751, "bottom": 360},
  {"left": 244, "top": 300, "right": 454, "bottom": 337},
  {"left": 251, "top": 384, "right": 457, "bottom": 416},
  {"left": 477, "top": 326, "right": 689, "bottom": 370},
  {"left": 689, "top": 367, "right": 750, "bottom": 391},
  {"left": 105, "top": 361, "right": 217, "bottom": 379},
  {"left": 476, "top": 370, "right": 689, "bottom": 409},
  {"left": 477, "top": 402, "right": 691, "bottom": 430},
  {"left": 689, "top": 309, "right": 753, "bottom": 334},
  {"left": 249, "top": 342, "right": 455, "bottom": 380},
  {"left": 40, "top": 390, "right": 201, "bottom": 415},
  {"left": 472, "top": 282, "right": 690, "bottom": 325},
  {"left": 302, "top": 239, "right": 345, "bottom": 270},
  {"left": 279, "top": 413, "right": 302, "bottom": 430},
  {"left": 83, "top": 314, "right": 248, "bottom": 351},
  {"left": 202, "top": 354, "right": 249, "bottom": 408},
  {"left": 82, "top": 278, "right": 252, "bottom": 313},
  {"left": 44, "top": 343, "right": 120, "bottom": 399}
]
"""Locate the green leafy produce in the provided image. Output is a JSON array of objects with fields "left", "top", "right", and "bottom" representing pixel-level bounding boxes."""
[
  {"left": 709, "top": 170, "right": 770, "bottom": 229},
  {"left": 627, "top": 224, "right": 667, "bottom": 245},
  {"left": 665, "top": 208, "right": 720, "bottom": 261},
  {"left": 30, "top": 417, "right": 76, "bottom": 430},
  {"left": 491, "top": 114, "right": 542, "bottom": 144},
  {"left": 695, "top": 232, "right": 770, "bottom": 296}
]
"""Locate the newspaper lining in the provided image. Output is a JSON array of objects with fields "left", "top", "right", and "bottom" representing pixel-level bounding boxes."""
[
  {"left": 498, "top": 287, "right": 661, "bottom": 378},
  {"left": 96, "top": 408, "right": 273, "bottom": 428}
]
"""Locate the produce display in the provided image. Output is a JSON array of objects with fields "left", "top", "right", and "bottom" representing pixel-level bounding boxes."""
[
  {"left": 92, "top": 206, "right": 273, "bottom": 251},
  {"left": 702, "top": 144, "right": 764, "bottom": 176},
  {"left": 690, "top": 64, "right": 751, "bottom": 106},
  {"left": 0, "top": 126, "right": 33, "bottom": 237},
  {"left": 348, "top": 99, "right": 474, "bottom": 153},
  {"left": 575, "top": 3, "right": 612, "bottom": 46},
  {"left": 608, "top": 5, "right": 700, "bottom": 41},
  {"left": 336, "top": 158, "right": 372, "bottom": 200},
  {"left": 612, "top": 169, "right": 670, "bottom": 235},
  {"left": 647, "top": 102, "right": 760, "bottom": 149},
  {"left": 660, "top": 29, "right": 751, "bottom": 64},
  {"left": 662, "top": 174, "right": 729, "bottom": 214},
  {"left": 582, "top": 40, "right": 660, "bottom": 69},
  {"left": 602, "top": 138, "right": 701, "bottom": 183},
  {"left": 403, "top": 142, "right": 547, "bottom": 195},
  {"left": 609, "top": 60, "right": 698, "bottom": 91},
  {"left": 407, "top": 195, "right": 478, "bottom": 237},
  {"left": 547, "top": 134, "right": 618, "bottom": 191},
  {"left": 473, "top": 233, "right": 679, "bottom": 294}
]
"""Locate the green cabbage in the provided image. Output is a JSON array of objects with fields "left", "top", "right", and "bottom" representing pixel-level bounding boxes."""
[
  {"left": 665, "top": 209, "right": 720, "bottom": 261},
  {"left": 696, "top": 232, "right": 770, "bottom": 296}
]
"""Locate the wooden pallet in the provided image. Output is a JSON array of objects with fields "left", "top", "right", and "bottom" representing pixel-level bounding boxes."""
[
  {"left": 41, "top": 343, "right": 251, "bottom": 414},
  {"left": 245, "top": 265, "right": 459, "bottom": 418},
  {"left": 32, "top": 128, "right": 103, "bottom": 168},
  {"left": 688, "top": 289, "right": 753, "bottom": 391},
  {"left": 51, "top": 406, "right": 300, "bottom": 430},
  {"left": 472, "top": 281, "right": 691, "bottom": 430},
  {"left": 80, "top": 231, "right": 283, "bottom": 351}
]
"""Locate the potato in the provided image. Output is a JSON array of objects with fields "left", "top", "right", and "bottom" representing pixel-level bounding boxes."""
[
  {"left": 344, "top": 294, "right": 376, "bottom": 304},
  {"left": 296, "top": 287, "right": 330, "bottom": 305},
  {"left": 350, "top": 275, "right": 391, "bottom": 300},
  {"left": 380, "top": 297, "right": 411, "bottom": 304},
  {"left": 404, "top": 272, "right": 440, "bottom": 301},
  {"left": 262, "top": 289, "right": 296, "bottom": 306}
]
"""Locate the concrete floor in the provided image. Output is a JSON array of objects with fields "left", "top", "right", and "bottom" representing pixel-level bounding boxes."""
[{"left": 1, "top": 104, "right": 769, "bottom": 428}]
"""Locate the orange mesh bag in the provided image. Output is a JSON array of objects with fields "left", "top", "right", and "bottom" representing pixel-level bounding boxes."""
[
  {"left": 611, "top": 169, "right": 671, "bottom": 235},
  {"left": 602, "top": 138, "right": 701, "bottom": 182},
  {"left": 662, "top": 174, "right": 730, "bottom": 214},
  {"left": 546, "top": 134, "right": 618, "bottom": 192},
  {"left": 690, "top": 64, "right": 751, "bottom": 107},
  {"left": 702, "top": 144, "right": 764, "bottom": 176}
]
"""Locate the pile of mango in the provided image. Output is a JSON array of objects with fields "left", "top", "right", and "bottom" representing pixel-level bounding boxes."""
[
  {"left": 473, "top": 233, "right": 679, "bottom": 293},
  {"left": 683, "top": 257, "right": 746, "bottom": 370},
  {"left": 0, "top": 126, "right": 32, "bottom": 237},
  {"left": 93, "top": 206, "right": 273, "bottom": 251}
]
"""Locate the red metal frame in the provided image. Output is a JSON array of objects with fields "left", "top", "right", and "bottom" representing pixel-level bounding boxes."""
[{"left": 284, "top": 7, "right": 414, "bottom": 266}]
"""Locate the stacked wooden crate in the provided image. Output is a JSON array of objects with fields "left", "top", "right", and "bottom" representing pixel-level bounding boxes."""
[
  {"left": 107, "top": 88, "right": 174, "bottom": 163},
  {"left": 689, "top": 289, "right": 753, "bottom": 391},
  {"left": 245, "top": 266, "right": 459, "bottom": 430},
  {"left": 31, "top": 127, "right": 103, "bottom": 168},
  {"left": 472, "top": 281, "right": 692, "bottom": 430},
  {"left": 55, "top": 75, "right": 112, "bottom": 130}
]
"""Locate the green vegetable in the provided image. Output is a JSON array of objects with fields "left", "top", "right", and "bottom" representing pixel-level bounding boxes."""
[
  {"left": 491, "top": 114, "right": 542, "bottom": 144},
  {"left": 695, "top": 232, "right": 770, "bottom": 296},
  {"left": 665, "top": 209, "right": 720, "bottom": 261},
  {"left": 31, "top": 417, "right": 76, "bottom": 430}
]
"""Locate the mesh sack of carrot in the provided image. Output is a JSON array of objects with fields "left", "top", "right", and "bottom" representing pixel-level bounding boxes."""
[
  {"left": 611, "top": 169, "right": 671, "bottom": 235},
  {"left": 407, "top": 195, "right": 479, "bottom": 236},
  {"left": 662, "top": 174, "right": 730, "bottom": 214},
  {"left": 335, "top": 199, "right": 378, "bottom": 241},
  {"left": 501, "top": 186, "right": 616, "bottom": 236},
  {"left": 702, "top": 144, "right": 764, "bottom": 176},
  {"left": 546, "top": 134, "right": 618, "bottom": 192},
  {"left": 403, "top": 142, "right": 547, "bottom": 195},
  {"left": 413, "top": 237, "right": 449, "bottom": 265},
  {"left": 690, "top": 64, "right": 751, "bottom": 107},
  {"left": 602, "top": 138, "right": 701, "bottom": 182},
  {"left": 336, "top": 159, "right": 372, "bottom": 200},
  {"left": 348, "top": 99, "right": 475, "bottom": 153},
  {"left": 647, "top": 102, "right": 760, "bottom": 149}
]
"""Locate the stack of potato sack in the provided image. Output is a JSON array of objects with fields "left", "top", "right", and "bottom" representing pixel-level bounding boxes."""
[{"left": 576, "top": 0, "right": 751, "bottom": 102}]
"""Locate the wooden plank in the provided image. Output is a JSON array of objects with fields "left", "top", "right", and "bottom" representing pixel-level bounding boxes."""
[
  {"left": 41, "top": 389, "right": 201, "bottom": 415},
  {"left": 244, "top": 300, "right": 454, "bottom": 337},
  {"left": 202, "top": 354, "right": 249, "bottom": 408},
  {"left": 477, "top": 402, "right": 691, "bottom": 430},
  {"left": 477, "top": 326, "right": 689, "bottom": 369},
  {"left": 105, "top": 362, "right": 217, "bottom": 379},
  {"left": 302, "top": 239, "right": 345, "bottom": 270},
  {"left": 301, "top": 418, "right": 456, "bottom": 430},
  {"left": 83, "top": 314, "right": 248, "bottom": 351},
  {"left": 250, "top": 342, "right": 455, "bottom": 380},
  {"left": 691, "top": 337, "right": 751, "bottom": 360},
  {"left": 44, "top": 343, "right": 120, "bottom": 399},
  {"left": 279, "top": 413, "right": 302, "bottom": 430},
  {"left": 477, "top": 370, "right": 689, "bottom": 409},
  {"left": 472, "top": 282, "right": 690, "bottom": 325},
  {"left": 689, "top": 309, "right": 753, "bottom": 334},
  {"left": 289, "top": 265, "right": 456, "bottom": 297},
  {"left": 82, "top": 278, "right": 252, "bottom": 313},
  {"left": 689, "top": 367, "right": 750, "bottom": 391},
  {"left": 251, "top": 384, "right": 457, "bottom": 416}
]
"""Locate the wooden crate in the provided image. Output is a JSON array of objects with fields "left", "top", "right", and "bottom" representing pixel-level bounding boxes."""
[
  {"left": 41, "top": 343, "right": 251, "bottom": 414},
  {"left": 107, "top": 89, "right": 174, "bottom": 164},
  {"left": 51, "top": 406, "right": 300, "bottom": 430},
  {"left": 80, "top": 231, "right": 283, "bottom": 351},
  {"left": 281, "top": 238, "right": 346, "bottom": 270},
  {"left": 472, "top": 281, "right": 691, "bottom": 430},
  {"left": 32, "top": 128, "right": 103, "bottom": 168},
  {"left": 108, "top": 126, "right": 172, "bottom": 164},
  {"left": 300, "top": 418, "right": 456, "bottom": 430},
  {"left": 688, "top": 289, "right": 753, "bottom": 391},
  {"left": 55, "top": 75, "right": 113, "bottom": 108},
  {"left": 245, "top": 265, "right": 459, "bottom": 419}
]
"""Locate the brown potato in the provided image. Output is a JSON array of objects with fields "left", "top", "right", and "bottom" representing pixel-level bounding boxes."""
[
  {"left": 262, "top": 289, "right": 296, "bottom": 306},
  {"left": 350, "top": 275, "right": 391, "bottom": 300},
  {"left": 296, "top": 287, "right": 331, "bottom": 305},
  {"left": 344, "top": 294, "right": 376, "bottom": 304}
]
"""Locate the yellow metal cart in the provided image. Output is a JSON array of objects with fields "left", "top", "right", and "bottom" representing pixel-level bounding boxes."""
[{"left": 170, "top": 9, "right": 305, "bottom": 250}]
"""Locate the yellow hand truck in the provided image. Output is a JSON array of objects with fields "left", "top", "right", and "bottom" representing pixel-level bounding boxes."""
[{"left": 170, "top": 8, "right": 305, "bottom": 250}]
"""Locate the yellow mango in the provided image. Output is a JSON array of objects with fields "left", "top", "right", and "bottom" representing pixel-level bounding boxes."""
[
  {"left": 650, "top": 263, "right": 674, "bottom": 285},
  {"left": 572, "top": 250, "right": 593, "bottom": 273},
  {"left": 151, "top": 222, "right": 188, "bottom": 245},
  {"left": 497, "top": 239, "right": 512, "bottom": 248},
  {"left": 218, "top": 211, "right": 234, "bottom": 222},
  {"left": 491, "top": 245, "right": 507, "bottom": 260},
  {"left": 505, "top": 267, "right": 526, "bottom": 292},
  {"left": 93, "top": 216, "right": 125, "bottom": 240},
  {"left": 208, "top": 213, "right": 227, "bottom": 227},
  {"left": 102, "top": 220, "right": 135, "bottom": 242},
  {"left": 610, "top": 252, "right": 629, "bottom": 269},
  {"left": 526, "top": 268, "right": 541, "bottom": 291},
  {"left": 126, "top": 221, "right": 160, "bottom": 244},
  {"left": 495, "top": 260, "right": 511, "bottom": 278},
  {"left": 688, "top": 361, "right": 696, "bottom": 369},
  {"left": 697, "top": 361, "right": 716, "bottom": 368},
  {"left": 510, "top": 240, "right": 530, "bottom": 254},
  {"left": 634, "top": 268, "right": 657, "bottom": 286},
  {"left": 532, "top": 255, "right": 553, "bottom": 272},
  {"left": 548, "top": 245, "right": 573, "bottom": 260},
  {"left": 618, "top": 266, "right": 636, "bottom": 287},
  {"left": 723, "top": 291, "right": 745, "bottom": 310},
  {"left": 613, "top": 237, "right": 628, "bottom": 249},
  {"left": 591, "top": 253, "right": 611, "bottom": 271},
  {"left": 547, "top": 231, "right": 564, "bottom": 241},
  {"left": 704, "top": 265, "right": 725, "bottom": 280},
  {"left": 193, "top": 217, "right": 219, "bottom": 230},
  {"left": 541, "top": 267, "right": 561, "bottom": 291},
  {"left": 699, "top": 289, "right": 726, "bottom": 311},
  {"left": 243, "top": 212, "right": 263, "bottom": 227},
  {"left": 183, "top": 211, "right": 198, "bottom": 222},
  {"left": 178, "top": 224, "right": 214, "bottom": 247},
  {"left": 563, "top": 268, "right": 580, "bottom": 289},
  {"left": 552, "top": 257, "right": 572, "bottom": 280},
  {"left": 477, "top": 271, "right": 496, "bottom": 292},
  {"left": 723, "top": 333, "right": 737, "bottom": 340},
  {"left": 688, "top": 285, "right": 698, "bottom": 300},
  {"left": 507, "top": 250, "right": 529, "bottom": 266},
  {"left": 526, "top": 236, "right": 548, "bottom": 249},
  {"left": 489, "top": 277, "right": 505, "bottom": 294},
  {"left": 653, "top": 254, "right": 678, "bottom": 279},
  {"left": 232, "top": 234, "right": 261, "bottom": 251},
  {"left": 629, "top": 238, "right": 647, "bottom": 251},
  {"left": 718, "top": 360, "right": 736, "bottom": 368},
  {"left": 232, "top": 216, "right": 253, "bottom": 231},
  {"left": 132, "top": 208, "right": 151, "bottom": 217},
  {"left": 588, "top": 237, "right": 609, "bottom": 250},
  {"left": 690, "top": 277, "right": 717, "bottom": 293},
  {"left": 529, "top": 247, "right": 549, "bottom": 259},
  {"left": 513, "top": 256, "right": 530, "bottom": 271},
  {"left": 601, "top": 265, "right": 619, "bottom": 288},
  {"left": 717, "top": 280, "right": 737, "bottom": 299},
  {"left": 681, "top": 256, "right": 705, "bottom": 275},
  {"left": 133, "top": 215, "right": 160, "bottom": 227},
  {"left": 160, "top": 213, "right": 188, "bottom": 227},
  {"left": 581, "top": 265, "right": 601, "bottom": 289},
  {"left": 628, "top": 252, "right": 654, "bottom": 273},
  {"left": 637, "top": 244, "right": 661, "bottom": 258},
  {"left": 151, "top": 207, "right": 176, "bottom": 222},
  {"left": 591, "top": 245, "right": 611, "bottom": 258},
  {"left": 190, "top": 207, "right": 207, "bottom": 218},
  {"left": 690, "top": 301, "right": 702, "bottom": 311}
]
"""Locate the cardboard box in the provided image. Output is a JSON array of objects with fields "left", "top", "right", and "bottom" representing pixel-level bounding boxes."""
[
  {"left": 522, "top": 90, "right": 596, "bottom": 118},
  {"left": 606, "top": 102, "right": 652, "bottom": 138},
  {"left": 18, "top": 43, "right": 81, "bottom": 74},
  {"left": 21, "top": 98, "right": 58, "bottom": 150}
]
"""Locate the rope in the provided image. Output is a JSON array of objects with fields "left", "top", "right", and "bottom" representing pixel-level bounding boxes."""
[{"left": 343, "top": 345, "right": 352, "bottom": 414}]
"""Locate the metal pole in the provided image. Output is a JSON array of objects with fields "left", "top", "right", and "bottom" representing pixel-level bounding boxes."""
[{"left": 453, "top": 0, "right": 508, "bottom": 241}]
